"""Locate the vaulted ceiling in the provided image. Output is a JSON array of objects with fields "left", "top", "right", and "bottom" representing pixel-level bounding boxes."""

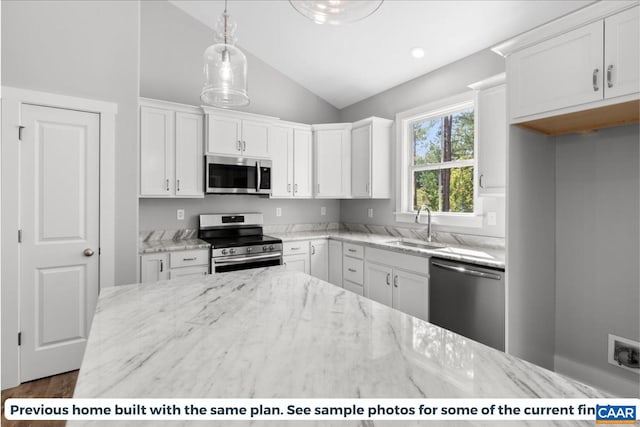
[{"left": 172, "top": 0, "right": 594, "bottom": 109}]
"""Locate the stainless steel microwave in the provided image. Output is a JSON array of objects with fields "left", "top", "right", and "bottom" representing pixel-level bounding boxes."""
[{"left": 205, "top": 155, "right": 272, "bottom": 195}]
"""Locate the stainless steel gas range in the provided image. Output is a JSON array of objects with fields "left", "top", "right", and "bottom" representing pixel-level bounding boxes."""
[{"left": 198, "top": 213, "right": 283, "bottom": 274}]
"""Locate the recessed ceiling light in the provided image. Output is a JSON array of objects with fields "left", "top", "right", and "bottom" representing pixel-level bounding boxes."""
[{"left": 411, "top": 47, "right": 425, "bottom": 59}]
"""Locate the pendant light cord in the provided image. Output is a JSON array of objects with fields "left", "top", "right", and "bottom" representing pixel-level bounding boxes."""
[{"left": 223, "top": 0, "right": 228, "bottom": 45}]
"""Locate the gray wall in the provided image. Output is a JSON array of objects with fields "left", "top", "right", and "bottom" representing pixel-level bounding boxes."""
[
  {"left": 555, "top": 124, "right": 640, "bottom": 396},
  {"left": 140, "top": 0, "right": 339, "bottom": 125},
  {"left": 139, "top": 1, "right": 341, "bottom": 231},
  {"left": 2, "top": 0, "right": 140, "bottom": 286},
  {"left": 140, "top": 197, "right": 340, "bottom": 231},
  {"left": 338, "top": 49, "right": 506, "bottom": 238}
]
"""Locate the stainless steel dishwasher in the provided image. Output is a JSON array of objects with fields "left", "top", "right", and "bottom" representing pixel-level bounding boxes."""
[{"left": 429, "top": 258, "right": 505, "bottom": 351}]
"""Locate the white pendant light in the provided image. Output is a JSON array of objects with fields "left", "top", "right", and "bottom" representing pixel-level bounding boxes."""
[
  {"left": 201, "top": 0, "right": 249, "bottom": 108},
  {"left": 289, "top": 0, "right": 383, "bottom": 25}
]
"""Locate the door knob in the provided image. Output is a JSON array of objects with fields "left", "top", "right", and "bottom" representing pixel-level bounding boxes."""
[{"left": 83, "top": 248, "right": 95, "bottom": 257}]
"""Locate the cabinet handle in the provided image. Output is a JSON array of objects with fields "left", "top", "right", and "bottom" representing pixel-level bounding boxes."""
[
  {"left": 386, "top": 273, "right": 390, "bottom": 286},
  {"left": 393, "top": 275, "right": 398, "bottom": 288},
  {"left": 242, "top": 141, "right": 246, "bottom": 151},
  {"left": 291, "top": 247, "right": 300, "bottom": 251},
  {"left": 348, "top": 249, "right": 356, "bottom": 253},
  {"left": 183, "top": 257, "right": 197, "bottom": 261},
  {"left": 165, "top": 179, "right": 170, "bottom": 191},
  {"left": 176, "top": 179, "right": 180, "bottom": 192},
  {"left": 348, "top": 268, "right": 356, "bottom": 273},
  {"left": 294, "top": 183, "right": 298, "bottom": 193},
  {"left": 287, "top": 183, "right": 291, "bottom": 193},
  {"left": 236, "top": 140, "right": 241, "bottom": 151},
  {"left": 160, "top": 260, "right": 164, "bottom": 272},
  {"left": 311, "top": 245, "right": 315, "bottom": 255},
  {"left": 366, "top": 183, "right": 369, "bottom": 194},
  {"left": 317, "top": 183, "right": 320, "bottom": 193},
  {"left": 592, "top": 68, "right": 599, "bottom": 92},
  {"left": 607, "top": 65, "right": 614, "bottom": 88},
  {"left": 479, "top": 174, "right": 484, "bottom": 188}
]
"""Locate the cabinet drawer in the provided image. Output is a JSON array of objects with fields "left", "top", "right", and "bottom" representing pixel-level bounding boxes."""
[
  {"left": 169, "top": 265, "right": 209, "bottom": 280},
  {"left": 343, "top": 280, "right": 364, "bottom": 296},
  {"left": 169, "top": 249, "right": 209, "bottom": 268},
  {"left": 343, "top": 243, "right": 364, "bottom": 259},
  {"left": 343, "top": 256, "right": 364, "bottom": 284},
  {"left": 284, "top": 241, "right": 309, "bottom": 255}
]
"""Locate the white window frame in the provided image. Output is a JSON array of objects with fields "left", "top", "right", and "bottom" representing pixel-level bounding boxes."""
[{"left": 395, "top": 91, "right": 483, "bottom": 228}]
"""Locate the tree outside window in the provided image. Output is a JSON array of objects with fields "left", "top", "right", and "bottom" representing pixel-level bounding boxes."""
[{"left": 411, "top": 107, "right": 474, "bottom": 213}]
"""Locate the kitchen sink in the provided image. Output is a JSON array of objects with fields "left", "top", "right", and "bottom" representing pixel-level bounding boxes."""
[{"left": 384, "top": 239, "right": 444, "bottom": 250}]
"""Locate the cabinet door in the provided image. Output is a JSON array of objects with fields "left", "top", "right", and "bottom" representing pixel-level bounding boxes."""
[
  {"left": 283, "top": 254, "right": 309, "bottom": 274},
  {"left": 365, "top": 262, "right": 392, "bottom": 308},
  {"left": 393, "top": 269, "right": 428, "bottom": 321},
  {"left": 476, "top": 84, "right": 506, "bottom": 196},
  {"left": 269, "top": 125, "right": 293, "bottom": 197},
  {"left": 175, "top": 112, "right": 203, "bottom": 197},
  {"left": 206, "top": 114, "right": 242, "bottom": 155},
  {"left": 140, "top": 253, "right": 170, "bottom": 283},
  {"left": 140, "top": 106, "right": 173, "bottom": 196},
  {"left": 315, "top": 129, "right": 349, "bottom": 198},
  {"left": 351, "top": 125, "right": 371, "bottom": 198},
  {"left": 509, "top": 21, "right": 604, "bottom": 120},
  {"left": 310, "top": 239, "right": 328, "bottom": 281},
  {"left": 293, "top": 129, "right": 313, "bottom": 198},
  {"left": 328, "top": 240, "right": 343, "bottom": 287},
  {"left": 604, "top": 6, "right": 640, "bottom": 99},
  {"left": 242, "top": 119, "right": 270, "bottom": 158}
]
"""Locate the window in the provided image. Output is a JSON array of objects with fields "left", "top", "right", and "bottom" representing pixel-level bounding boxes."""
[{"left": 396, "top": 92, "right": 480, "bottom": 226}]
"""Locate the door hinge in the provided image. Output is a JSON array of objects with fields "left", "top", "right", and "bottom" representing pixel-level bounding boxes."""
[
  {"left": 18, "top": 332, "right": 22, "bottom": 346},
  {"left": 18, "top": 126, "right": 25, "bottom": 141},
  {"left": 18, "top": 229, "right": 22, "bottom": 243}
]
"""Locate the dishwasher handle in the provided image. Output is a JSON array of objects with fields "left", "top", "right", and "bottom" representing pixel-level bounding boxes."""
[{"left": 431, "top": 261, "right": 502, "bottom": 280}]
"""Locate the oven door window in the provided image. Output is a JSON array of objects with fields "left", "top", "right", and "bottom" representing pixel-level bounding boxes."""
[
  {"left": 208, "top": 163, "right": 256, "bottom": 190},
  {"left": 214, "top": 256, "right": 281, "bottom": 274}
]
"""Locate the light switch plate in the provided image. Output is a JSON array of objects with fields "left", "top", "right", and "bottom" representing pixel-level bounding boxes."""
[
  {"left": 367, "top": 208, "right": 373, "bottom": 218},
  {"left": 321, "top": 206, "right": 326, "bottom": 216},
  {"left": 177, "top": 209, "right": 185, "bottom": 220},
  {"left": 276, "top": 207, "right": 282, "bottom": 217},
  {"left": 487, "top": 211, "right": 497, "bottom": 226}
]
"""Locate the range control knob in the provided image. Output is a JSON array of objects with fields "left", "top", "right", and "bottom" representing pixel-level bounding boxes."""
[
  {"left": 229, "top": 248, "right": 236, "bottom": 255},
  {"left": 221, "top": 249, "right": 228, "bottom": 255},
  {"left": 247, "top": 247, "right": 253, "bottom": 254},
  {"left": 269, "top": 245, "right": 274, "bottom": 251},
  {"left": 263, "top": 245, "right": 269, "bottom": 252}
]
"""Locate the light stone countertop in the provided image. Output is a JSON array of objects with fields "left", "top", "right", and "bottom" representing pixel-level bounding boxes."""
[
  {"left": 139, "top": 238, "right": 210, "bottom": 254},
  {"left": 71, "top": 267, "right": 604, "bottom": 427},
  {"left": 271, "top": 230, "right": 505, "bottom": 269}
]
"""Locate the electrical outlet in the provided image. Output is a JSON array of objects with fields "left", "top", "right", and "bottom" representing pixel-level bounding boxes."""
[
  {"left": 321, "top": 206, "right": 326, "bottom": 216},
  {"left": 608, "top": 334, "right": 640, "bottom": 374},
  {"left": 487, "top": 211, "right": 497, "bottom": 226},
  {"left": 276, "top": 207, "right": 282, "bottom": 217},
  {"left": 367, "top": 208, "right": 373, "bottom": 218},
  {"left": 177, "top": 209, "right": 185, "bottom": 220}
]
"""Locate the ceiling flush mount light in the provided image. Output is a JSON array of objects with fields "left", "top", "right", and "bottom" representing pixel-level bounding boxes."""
[
  {"left": 289, "top": 0, "right": 384, "bottom": 25},
  {"left": 411, "top": 47, "right": 425, "bottom": 59},
  {"left": 201, "top": 0, "right": 249, "bottom": 108}
]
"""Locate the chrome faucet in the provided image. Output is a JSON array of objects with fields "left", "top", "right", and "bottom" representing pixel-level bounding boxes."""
[{"left": 415, "top": 204, "right": 432, "bottom": 242}]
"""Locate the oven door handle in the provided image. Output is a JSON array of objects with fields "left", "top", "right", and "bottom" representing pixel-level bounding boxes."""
[{"left": 213, "top": 252, "right": 281, "bottom": 266}]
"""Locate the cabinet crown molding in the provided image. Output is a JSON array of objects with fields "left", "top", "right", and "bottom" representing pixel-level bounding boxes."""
[
  {"left": 201, "top": 105, "right": 280, "bottom": 122},
  {"left": 139, "top": 97, "right": 201, "bottom": 114},
  {"left": 492, "top": 1, "right": 638, "bottom": 57},
  {"left": 468, "top": 73, "right": 506, "bottom": 91},
  {"left": 311, "top": 122, "right": 353, "bottom": 131},
  {"left": 352, "top": 116, "right": 393, "bottom": 128}
]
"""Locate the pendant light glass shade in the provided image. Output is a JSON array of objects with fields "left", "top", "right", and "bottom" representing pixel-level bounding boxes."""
[
  {"left": 289, "top": 0, "right": 383, "bottom": 25},
  {"left": 201, "top": 7, "right": 249, "bottom": 108}
]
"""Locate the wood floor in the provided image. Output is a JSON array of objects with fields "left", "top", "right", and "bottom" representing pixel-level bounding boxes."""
[{"left": 1, "top": 370, "right": 78, "bottom": 427}]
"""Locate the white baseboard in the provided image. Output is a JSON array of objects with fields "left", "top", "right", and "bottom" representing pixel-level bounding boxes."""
[{"left": 554, "top": 354, "right": 640, "bottom": 397}]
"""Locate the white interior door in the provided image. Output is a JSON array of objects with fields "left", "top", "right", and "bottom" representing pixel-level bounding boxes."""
[{"left": 20, "top": 104, "right": 100, "bottom": 382}]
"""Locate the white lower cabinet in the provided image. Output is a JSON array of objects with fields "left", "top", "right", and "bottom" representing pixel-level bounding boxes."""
[
  {"left": 140, "top": 248, "right": 209, "bottom": 283},
  {"left": 328, "top": 240, "right": 343, "bottom": 287},
  {"left": 343, "top": 243, "right": 364, "bottom": 295},
  {"left": 364, "top": 247, "right": 429, "bottom": 321},
  {"left": 309, "top": 239, "right": 328, "bottom": 281},
  {"left": 283, "top": 241, "right": 310, "bottom": 274}
]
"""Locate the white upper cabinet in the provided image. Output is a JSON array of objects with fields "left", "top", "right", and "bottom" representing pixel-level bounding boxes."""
[
  {"left": 604, "top": 6, "right": 640, "bottom": 99},
  {"left": 505, "top": 4, "right": 639, "bottom": 123},
  {"left": 270, "top": 123, "right": 312, "bottom": 198},
  {"left": 203, "top": 108, "right": 274, "bottom": 158},
  {"left": 469, "top": 74, "right": 506, "bottom": 196},
  {"left": 139, "top": 99, "right": 203, "bottom": 198},
  {"left": 351, "top": 117, "right": 393, "bottom": 199},
  {"left": 313, "top": 123, "right": 351, "bottom": 198}
]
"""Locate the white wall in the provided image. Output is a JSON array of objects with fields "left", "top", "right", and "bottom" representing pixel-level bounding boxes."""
[
  {"left": 554, "top": 124, "right": 640, "bottom": 397},
  {"left": 139, "top": 1, "right": 341, "bottom": 232},
  {"left": 338, "top": 49, "right": 506, "bottom": 238},
  {"left": 1, "top": 0, "right": 140, "bottom": 286}
]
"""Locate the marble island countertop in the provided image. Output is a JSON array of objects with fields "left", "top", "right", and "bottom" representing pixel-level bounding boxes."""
[
  {"left": 72, "top": 267, "right": 604, "bottom": 426},
  {"left": 271, "top": 230, "right": 505, "bottom": 269}
]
